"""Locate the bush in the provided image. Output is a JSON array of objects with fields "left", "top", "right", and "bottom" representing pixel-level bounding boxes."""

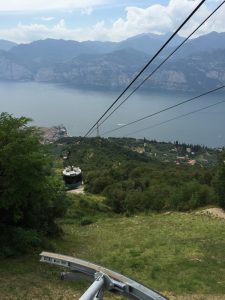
[
  {"left": 0, "top": 225, "right": 43, "bottom": 257},
  {"left": 124, "top": 190, "right": 144, "bottom": 213},
  {"left": 104, "top": 184, "right": 126, "bottom": 213},
  {"left": 86, "top": 174, "right": 112, "bottom": 194},
  {"left": 169, "top": 181, "right": 217, "bottom": 211},
  {"left": 143, "top": 183, "right": 175, "bottom": 211},
  {"left": 80, "top": 217, "right": 94, "bottom": 226},
  {"left": 66, "top": 194, "right": 110, "bottom": 221}
]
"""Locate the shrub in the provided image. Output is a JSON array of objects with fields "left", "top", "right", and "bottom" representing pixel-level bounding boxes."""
[
  {"left": 104, "top": 184, "right": 126, "bottom": 213},
  {"left": 80, "top": 217, "right": 94, "bottom": 226},
  {"left": 86, "top": 175, "right": 112, "bottom": 194},
  {"left": 124, "top": 190, "right": 145, "bottom": 213},
  {"left": 169, "top": 181, "right": 217, "bottom": 211},
  {"left": 144, "top": 183, "right": 175, "bottom": 211}
]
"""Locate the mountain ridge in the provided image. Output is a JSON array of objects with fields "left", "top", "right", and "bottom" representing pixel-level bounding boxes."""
[
  {"left": 0, "top": 39, "right": 17, "bottom": 51},
  {"left": 0, "top": 31, "right": 224, "bottom": 91}
]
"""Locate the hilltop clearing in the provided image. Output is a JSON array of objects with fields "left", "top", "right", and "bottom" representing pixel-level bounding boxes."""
[{"left": 1, "top": 209, "right": 225, "bottom": 299}]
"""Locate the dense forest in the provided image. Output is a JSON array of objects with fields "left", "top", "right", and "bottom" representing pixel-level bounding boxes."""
[{"left": 56, "top": 136, "right": 225, "bottom": 213}]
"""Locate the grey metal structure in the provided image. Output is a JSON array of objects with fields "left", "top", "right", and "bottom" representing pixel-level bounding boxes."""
[{"left": 40, "top": 252, "right": 168, "bottom": 300}]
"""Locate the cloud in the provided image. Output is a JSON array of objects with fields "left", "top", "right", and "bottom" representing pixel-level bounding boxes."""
[
  {"left": 107, "top": 0, "right": 225, "bottom": 40},
  {"left": 81, "top": 7, "right": 93, "bottom": 15},
  {"left": 0, "top": 19, "right": 109, "bottom": 43},
  {"left": 0, "top": 0, "right": 106, "bottom": 11},
  {"left": 39, "top": 17, "right": 55, "bottom": 22},
  {"left": 110, "top": 0, "right": 225, "bottom": 40},
  {"left": 0, "top": 0, "right": 225, "bottom": 43}
]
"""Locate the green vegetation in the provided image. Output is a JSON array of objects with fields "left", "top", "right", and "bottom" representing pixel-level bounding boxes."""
[
  {"left": 59, "top": 211, "right": 225, "bottom": 296},
  {"left": 55, "top": 137, "right": 221, "bottom": 214},
  {"left": 65, "top": 193, "right": 110, "bottom": 225},
  {"left": 1, "top": 205, "right": 225, "bottom": 299},
  {"left": 58, "top": 137, "right": 217, "bottom": 170},
  {"left": 0, "top": 113, "right": 69, "bottom": 257},
  {"left": 1, "top": 125, "right": 225, "bottom": 299},
  {"left": 213, "top": 150, "right": 225, "bottom": 209}
]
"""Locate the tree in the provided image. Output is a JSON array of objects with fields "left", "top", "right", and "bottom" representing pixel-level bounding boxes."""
[
  {"left": 0, "top": 113, "right": 68, "bottom": 256},
  {"left": 104, "top": 183, "right": 126, "bottom": 213},
  {"left": 213, "top": 150, "right": 225, "bottom": 209}
]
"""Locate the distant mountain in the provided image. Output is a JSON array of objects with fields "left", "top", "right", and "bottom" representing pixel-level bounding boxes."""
[
  {"left": 0, "top": 40, "right": 17, "bottom": 51},
  {"left": 32, "top": 48, "right": 225, "bottom": 92},
  {"left": 1, "top": 31, "right": 225, "bottom": 91},
  {"left": 144, "top": 49, "right": 225, "bottom": 91},
  {"left": 10, "top": 39, "right": 117, "bottom": 71},
  {"left": 34, "top": 48, "right": 149, "bottom": 88},
  {"left": 0, "top": 50, "right": 32, "bottom": 81},
  {"left": 174, "top": 31, "right": 225, "bottom": 58},
  {"left": 118, "top": 33, "right": 184, "bottom": 55},
  {"left": 9, "top": 33, "right": 184, "bottom": 67},
  {"left": 9, "top": 31, "right": 225, "bottom": 68}
]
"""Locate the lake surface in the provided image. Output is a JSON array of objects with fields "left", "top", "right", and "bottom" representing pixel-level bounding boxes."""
[{"left": 0, "top": 81, "right": 225, "bottom": 147}]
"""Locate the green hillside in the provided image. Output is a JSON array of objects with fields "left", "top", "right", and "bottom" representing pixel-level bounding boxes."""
[
  {"left": 1, "top": 128, "right": 225, "bottom": 299},
  {"left": 1, "top": 204, "right": 225, "bottom": 299},
  {"left": 53, "top": 137, "right": 220, "bottom": 213}
]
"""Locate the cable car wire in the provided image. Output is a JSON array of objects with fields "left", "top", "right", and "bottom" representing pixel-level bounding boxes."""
[
  {"left": 84, "top": 0, "right": 206, "bottom": 137},
  {"left": 101, "top": 85, "right": 225, "bottom": 136},
  {"left": 126, "top": 99, "right": 225, "bottom": 136},
  {"left": 93, "top": 0, "right": 225, "bottom": 135}
]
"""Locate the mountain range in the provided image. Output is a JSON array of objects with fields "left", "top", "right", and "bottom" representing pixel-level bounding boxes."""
[
  {"left": 0, "top": 31, "right": 225, "bottom": 92},
  {"left": 0, "top": 39, "right": 17, "bottom": 51}
]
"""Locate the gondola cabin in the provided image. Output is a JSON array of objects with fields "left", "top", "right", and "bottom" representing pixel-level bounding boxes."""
[{"left": 62, "top": 166, "right": 82, "bottom": 185}]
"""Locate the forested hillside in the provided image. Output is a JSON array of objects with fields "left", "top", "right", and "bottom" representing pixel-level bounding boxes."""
[
  {"left": 54, "top": 136, "right": 224, "bottom": 214},
  {"left": 1, "top": 120, "right": 225, "bottom": 299},
  {"left": 2, "top": 121, "right": 224, "bottom": 258}
]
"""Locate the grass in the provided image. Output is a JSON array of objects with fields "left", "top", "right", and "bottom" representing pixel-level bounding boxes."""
[
  {"left": 0, "top": 255, "right": 119, "bottom": 300},
  {"left": 1, "top": 209, "right": 225, "bottom": 299},
  {"left": 58, "top": 212, "right": 225, "bottom": 295}
]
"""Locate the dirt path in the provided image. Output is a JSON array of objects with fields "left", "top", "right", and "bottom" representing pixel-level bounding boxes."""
[
  {"left": 67, "top": 185, "right": 84, "bottom": 194},
  {"left": 199, "top": 207, "right": 225, "bottom": 219}
]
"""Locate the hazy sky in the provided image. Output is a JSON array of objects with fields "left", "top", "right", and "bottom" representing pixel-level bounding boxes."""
[{"left": 0, "top": 0, "right": 224, "bottom": 43}]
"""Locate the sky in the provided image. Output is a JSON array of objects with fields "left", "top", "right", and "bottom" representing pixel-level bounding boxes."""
[{"left": 0, "top": 0, "right": 224, "bottom": 43}]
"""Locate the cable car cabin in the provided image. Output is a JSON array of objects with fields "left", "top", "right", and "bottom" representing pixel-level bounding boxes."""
[{"left": 62, "top": 166, "right": 82, "bottom": 185}]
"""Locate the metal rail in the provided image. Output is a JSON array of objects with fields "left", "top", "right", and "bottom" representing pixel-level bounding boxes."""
[{"left": 40, "top": 252, "right": 168, "bottom": 300}]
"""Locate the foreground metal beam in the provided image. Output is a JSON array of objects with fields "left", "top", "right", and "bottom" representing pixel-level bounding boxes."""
[
  {"left": 79, "top": 274, "right": 104, "bottom": 300},
  {"left": 40, "top": 251, "right": 168, "bottom": 300}
]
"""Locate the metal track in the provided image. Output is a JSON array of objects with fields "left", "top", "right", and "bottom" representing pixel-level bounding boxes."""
[{"left": 40, "top": 252, "right": 168, "bottom": 300}]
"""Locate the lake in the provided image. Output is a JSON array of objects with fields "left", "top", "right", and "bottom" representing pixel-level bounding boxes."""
[{"left": 0, "top": 81, "right": 225, "bottom": 147}]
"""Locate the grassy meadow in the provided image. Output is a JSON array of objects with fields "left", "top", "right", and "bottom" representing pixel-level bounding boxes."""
[{"left": 1, "top": 194, "right": 225, "bottom": 299}]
